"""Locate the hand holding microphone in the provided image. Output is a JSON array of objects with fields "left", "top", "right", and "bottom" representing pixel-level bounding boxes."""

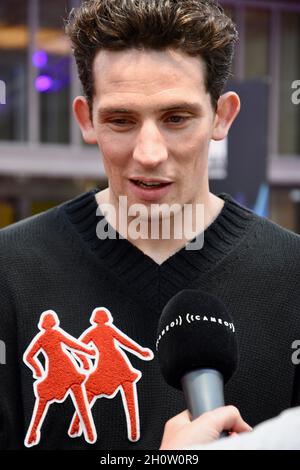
[
  {"left": 160, "top": 406, "right": 252, "bottom": 450},
  {"left": 156, "top": 289, "right": 251, "bottom": 449}
]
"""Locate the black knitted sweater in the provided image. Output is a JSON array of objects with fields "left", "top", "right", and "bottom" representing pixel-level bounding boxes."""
[{"left": 0, "top": 190, "right": 300, "bottom": 449}]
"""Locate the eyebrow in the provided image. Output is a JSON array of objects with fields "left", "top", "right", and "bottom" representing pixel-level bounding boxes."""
[{"left": 97, "top": 102, "right": 203, "bottom": 117}]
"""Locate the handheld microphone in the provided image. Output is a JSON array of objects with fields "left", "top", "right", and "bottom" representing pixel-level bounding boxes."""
[{"left": 156, "top": 289, "right": 238, "bottom": 431}]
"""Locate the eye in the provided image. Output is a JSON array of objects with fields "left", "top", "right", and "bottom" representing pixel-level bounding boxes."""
[
  {"left": 166, "top": 115, "right": 188, "bottom": 124},
  {"left": 109, "top": 119, "right": 131, "bottom": 126}
]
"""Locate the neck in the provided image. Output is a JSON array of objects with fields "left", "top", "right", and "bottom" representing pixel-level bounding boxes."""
[{"left": 95, "top": 188, "right": 225, "bottom": 265}]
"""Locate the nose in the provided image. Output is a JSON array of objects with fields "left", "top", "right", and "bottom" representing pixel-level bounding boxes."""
[{"left": 132, "top": 120, "right": 168, "bottom": 167}]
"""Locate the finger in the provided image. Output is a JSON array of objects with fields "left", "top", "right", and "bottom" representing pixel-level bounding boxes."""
[
  {"left": 165, "top": 409, "right": 191, "bottom": 429},
  {"left": 206, "top": 406, "right": 253, "bottom": 434}
]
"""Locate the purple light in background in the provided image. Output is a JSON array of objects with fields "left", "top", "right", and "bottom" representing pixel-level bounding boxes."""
[
  {"left": 32, "top": 51, "right": 48, "bottom": 68},
  {"left": 35, "top": 75, "right": 53, "bottom": 92}
]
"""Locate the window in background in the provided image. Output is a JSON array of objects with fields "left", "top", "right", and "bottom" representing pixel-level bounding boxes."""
[
  {"left": 269, "top": 188, "right": 298, "bottom": 233},
  {"left": 0, "top": 200, "right": 15, "bottom": 228},
  {"left": 279, "top": 12, "right": 300, "bottom": 156},
  {"left": 0, "top": 0, "right": 28, "bottom": 141},
  {"left": 245, "top": 9, "right": 270, "bottom": 80},
  {"left": 31, "top": 200, "right": 61, "bottom": 215},
  {"left": 37, "top": 0, "right": 71, "bottom": 144}
]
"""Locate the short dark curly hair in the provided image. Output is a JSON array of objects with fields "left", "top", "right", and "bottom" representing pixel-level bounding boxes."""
[{"left": 65, "top": 0, "right": 238, "bottom": 116}]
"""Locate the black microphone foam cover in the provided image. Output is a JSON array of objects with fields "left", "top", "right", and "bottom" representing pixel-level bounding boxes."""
[{"left": 156, "top": 289, "right": 238, "bottom": 390}]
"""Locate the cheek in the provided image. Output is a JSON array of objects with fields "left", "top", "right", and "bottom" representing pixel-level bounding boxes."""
[
  {"left": 175, "top": 137, "right": 209, "bottom": 169},
  {"left": 172, "top": 123, "right": 212, "bottom": 154},
  {"left": 95, "top": 125, "right": 132, "bottom": 165},
  {"left": 99, "top": 140, "right": 131, "bottom": 172}
]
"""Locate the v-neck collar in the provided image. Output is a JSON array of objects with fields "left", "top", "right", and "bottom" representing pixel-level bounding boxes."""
[{"left": 63, "top": 189, "right": 256, "bottom": 311}]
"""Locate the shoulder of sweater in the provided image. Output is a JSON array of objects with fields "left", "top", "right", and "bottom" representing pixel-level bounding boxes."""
[
  {"left": 253, "top": 212, "right": 300, "bottom": 246},
  {"left": 221, "top": 193, "right": 300, "bottom": 253},
  {"left": 0, "top": 205, "right": 61, "bottom": 256},
  {"left": 240, "top": 212, "right": 300, "bottom": 274},
  {"left": 0, "top": 207, "right": 63, "bottom": 302}
]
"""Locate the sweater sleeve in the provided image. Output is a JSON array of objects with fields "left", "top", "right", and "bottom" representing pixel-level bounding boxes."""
[{"left": 0, "top": 284, "right": 24, "bottom": 449}]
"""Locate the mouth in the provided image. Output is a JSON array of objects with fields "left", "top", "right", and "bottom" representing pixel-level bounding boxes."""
[
  {"left": 128, "top": 177, "right": 174, "bottom": 201},
  {"left": 129, "top": 178, "right": 173, "bottom": 189}
]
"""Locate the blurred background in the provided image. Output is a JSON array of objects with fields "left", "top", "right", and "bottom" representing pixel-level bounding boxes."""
[{"left": 0, "top": 0, "right": 300, "bottom": 231}]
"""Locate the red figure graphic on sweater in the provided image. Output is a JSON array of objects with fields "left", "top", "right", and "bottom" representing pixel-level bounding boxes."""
[
  {"left": 68, "top": 307, "right": 154, "bottom": 442},
  {"left": 23, "top": 310, "right": 97, "bottom": 447}
]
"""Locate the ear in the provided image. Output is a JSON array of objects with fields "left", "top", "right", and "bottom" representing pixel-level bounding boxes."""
[
  {"left": 212, "top": 92, "right": 240, "bottom": 141},
  {"left": 73, "top": 96, "right": 97, "bottom": 144}
]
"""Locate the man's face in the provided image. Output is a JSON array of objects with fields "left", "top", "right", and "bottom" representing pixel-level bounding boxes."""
[{"left": 86, "top": 48, "right": 222, "bottom": 209}]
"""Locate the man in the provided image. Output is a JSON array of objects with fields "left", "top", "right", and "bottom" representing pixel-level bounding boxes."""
[{"left": 1, "top": 0, "right": 300, "bottom": 450}]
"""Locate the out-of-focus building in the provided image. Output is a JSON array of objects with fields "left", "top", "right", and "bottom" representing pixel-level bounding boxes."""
[{"left": 0, "top": 0, "right": 300, "bottom": 231}]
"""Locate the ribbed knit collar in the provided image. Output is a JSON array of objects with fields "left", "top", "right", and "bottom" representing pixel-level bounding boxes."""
[{"left": 63, "top": 189, "right": 256, "bottom": 311}]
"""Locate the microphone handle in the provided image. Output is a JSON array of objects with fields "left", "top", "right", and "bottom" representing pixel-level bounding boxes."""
[{"left": 181, "top": 368, "right": 227, "bottom": 438}]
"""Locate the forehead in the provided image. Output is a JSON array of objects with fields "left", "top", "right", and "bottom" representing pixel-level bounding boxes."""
[{"left": 92, "top": 48, "right": 209, "bottom": 108}]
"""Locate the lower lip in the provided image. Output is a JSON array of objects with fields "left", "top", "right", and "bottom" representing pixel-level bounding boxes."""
[{"left": 129, "top": 180, "right": 173, "bottom": 201}]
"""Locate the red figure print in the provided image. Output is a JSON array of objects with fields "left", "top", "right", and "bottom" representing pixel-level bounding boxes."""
[
  {"left": 68, "top": 307, "right": 154, "bottom": 442},
  {"left": 23, "top": 310, "right": 97, "bottom": 447}
]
